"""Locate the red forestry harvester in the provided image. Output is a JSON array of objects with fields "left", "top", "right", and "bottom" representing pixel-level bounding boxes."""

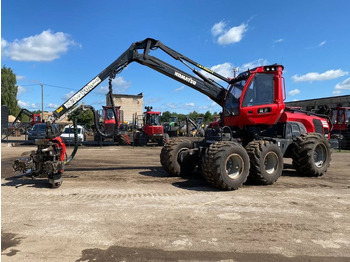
[
  {"left": 134, "top": 106, "right": 168, "bottom": 146},
  {"left": 330, "top": 107, "right": 350, "bottom": 148},
  {"left": 94, "top": 105, "right": 130, "bottom": 145},
  {"left": 13, "top": 38, "right": 333, "bottom": 189}
]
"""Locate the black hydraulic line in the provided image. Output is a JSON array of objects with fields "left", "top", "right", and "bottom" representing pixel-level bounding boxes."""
[{"left": 64, "top": 116, "right": 79, "bottom": 165}]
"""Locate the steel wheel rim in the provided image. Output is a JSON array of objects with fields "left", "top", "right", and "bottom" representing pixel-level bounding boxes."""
[
  {"left": 225, "top": 153, "right": 244, "bottom": 180},
  {"left": 177, "top": 147, "right": 189, "bottom": 164},
  {"left": 264, "top": 151, "right": 278, "bottom": 175},
  {"left": 314, "top": 143, "right": 327, "bottom": 168}
]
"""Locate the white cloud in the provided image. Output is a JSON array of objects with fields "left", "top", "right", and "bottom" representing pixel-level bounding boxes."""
[
  {"left": 1, "top": 30, "right": 79, "bottom": 62},
  {"left": 210, "top": 62, "right": 235, "bottom": 78},
  {"left": 292, "top": 69, "right": 348, "bottom": 82},
  {"left": 211, "top": 21, "right": 247, "bottom": 45},
  {"left": 332, "top": 90, "right": 342, "bottom": 95},
  {"left": 240, "top": 58, "right": 269, "bottom": 72},
  {"left": 113, "top": 76, "right": 132, "bottom": 93},
  {"left": 211, "top": 21, "right": 226, "bottom": 36},
  {"left": 98, "top": 76, "right": 132, "bottom": 94},
  {"left": 185, "top": 102, "right": 195, "bottom": 107},
  {"left": 333, "top": 77, "right": 350, "bottom": 95},
  {"left": 200, "top": 59, "right": 268, "bottom": 82},
  {"left": 318, "top": 41, "right": 326, "bottom": 47},
  {"left": 47, "top": 103, "right": 60, "bottom": 109},
  {"left": 217, "top": 23, "right": 248, "bottom": 45},
  {"left": 174, "top": 86, "right": 185, "bottom": 92},
  {"left": 288, "top": 89, "right": 300, "bottom": 96},
  {"left": 18, "top": 100, "right": 38, "bottom": 109},
  {"left": 274, "top": 38, "right": 285, "bottom": 43},
  {"left": 63, "top": 91, "right": 75, "bottom": 100},
  {"left": 16, "top": 75, "right": 25, "bottom": 81},
  {"left": 166, "top": 103, "right": 178, "bottom": 109},
  {"left": 334, "top": 77, "right": 350, "bottom": 90},
  {"left": 17, "top": 85, "right": 26, "bottom": 95}
]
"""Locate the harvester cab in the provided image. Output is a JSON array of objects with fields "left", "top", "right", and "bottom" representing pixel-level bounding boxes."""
[
  {"left": 223, "top": 65, "right": 285, "bottom": 128},
  {"left": 143, "top": 106, "right": 163, "bottom": 136}
]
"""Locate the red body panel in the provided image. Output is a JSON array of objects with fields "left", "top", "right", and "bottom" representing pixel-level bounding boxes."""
[
  {"left": 143, "top": 125, "right": 163, "bottom": 137},
  {"left": 279, "top": 111, "right": 329, "bottom": 133}
]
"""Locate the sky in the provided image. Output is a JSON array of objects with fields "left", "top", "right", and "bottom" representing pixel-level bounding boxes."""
[{"left": 1, "top": 0, "right": 350, "bottom": 115}]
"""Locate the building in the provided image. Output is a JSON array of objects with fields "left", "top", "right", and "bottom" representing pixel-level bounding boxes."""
[
  {"left": 107, "top": 93, "right": 144, "bottom": 123},
  {"left": 285, "top": 95, "right": 350, "bottom": 110}
]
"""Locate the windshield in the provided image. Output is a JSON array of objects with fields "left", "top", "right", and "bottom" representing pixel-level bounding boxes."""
[
  {"left": 242, "top": 73, "right": 274, "bottom": 107},
  {"left": 224, "top": 79, "right": 246, "bottom": 116},
  {"left": 32, "top": 124, "right": 46, "bottom": 131},
  {"left": 169, "top": 117, "right": 177, "bottom": 123},
  {"left": 146, "top": 114, "right": 161, "bottom": 125},
  {"left": 63, "top": 127, "right": 82, "bottom": 134}
]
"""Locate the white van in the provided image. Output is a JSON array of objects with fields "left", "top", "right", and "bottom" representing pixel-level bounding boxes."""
[{"left": 60, "top": 125, "right": 85, "bottom": 144}]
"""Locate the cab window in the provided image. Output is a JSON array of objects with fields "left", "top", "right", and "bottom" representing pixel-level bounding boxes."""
[{"left": 242, "top": 73, "right": 274, "bottom": 107}]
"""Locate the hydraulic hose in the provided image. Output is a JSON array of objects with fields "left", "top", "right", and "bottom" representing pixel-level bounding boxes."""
[{"left": 64, "top": 116, "right": 79, "bottom": 164}]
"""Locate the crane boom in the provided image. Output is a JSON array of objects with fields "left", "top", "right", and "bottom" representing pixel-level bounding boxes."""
[{"left": 52, "top": 38, "right": 227, "bottom": 120}]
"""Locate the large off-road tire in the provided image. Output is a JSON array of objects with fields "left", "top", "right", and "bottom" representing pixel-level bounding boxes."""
[
  {"left": 201, "top": 141, "right": 250, "bottom": 190},
  {"left": 158, "top": 133, "right": 169, "bottom": 146},
  {"left": 245, "top": 140, "right": 283, "bottom": 185},
  {"left": 160, "top": 139, "right": 197, "bottom": 176},
  {"left": 291, "top": 133, "right": 332, "bottom": 176}
]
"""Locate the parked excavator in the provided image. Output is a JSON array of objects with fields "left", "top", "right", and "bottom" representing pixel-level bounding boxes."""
[{"left": 13, "top": 38, "right": 332, "bottom": 189}]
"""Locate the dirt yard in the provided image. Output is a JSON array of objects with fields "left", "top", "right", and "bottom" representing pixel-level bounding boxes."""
[{"left": 1, "top": 143, "right": 350, "bottom": 261}]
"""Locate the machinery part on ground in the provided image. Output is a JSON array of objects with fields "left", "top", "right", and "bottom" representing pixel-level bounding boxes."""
[
  {"left": 160, "top": 138, "right": 198, "bottom": 176},
  {"left": 291, "top": 133, "right": 332, "bottom": 176},
  {"left": 201, "top": 141, "right": 250, "bottom": 190},
  {"left": 245, "top": 140, "right": 283, "bottom": 185},
  {"left": 13, "top": 137, "right": 66, "bottom": 188}
]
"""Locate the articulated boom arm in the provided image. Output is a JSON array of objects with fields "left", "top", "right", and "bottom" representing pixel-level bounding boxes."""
[{"left": 52, "top": 38, "right": 228, "bottom": 120}]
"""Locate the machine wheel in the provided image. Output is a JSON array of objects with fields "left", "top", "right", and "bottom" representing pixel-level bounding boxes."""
[
  {"left": 158, "top": 133, "right": 169, "bottom": 146},
  {"left": 245, "top": 140, "right": 283, "bottom": 185},
  {"left": 202, "top": 141, "right": 250, "bottom": 190},
  {"left": 116, "top": 134, "right": 129, "bottom": 145},
  {"left": 292, "top": 133, "right": 332, "bottom": 176},
  {"left": 160, "top": 139, "right": 197, "bottom": 176}
]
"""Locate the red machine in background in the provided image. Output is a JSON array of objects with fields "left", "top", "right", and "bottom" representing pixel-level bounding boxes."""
[
  {"left": 330, "top": 107, "right": 350, "bottom": 148},
  {"left": 94, "top": 106, "right": 130, "bottom": 145},
  {"left": 134, "top": 106, "right": 168, "bottom": 146}
]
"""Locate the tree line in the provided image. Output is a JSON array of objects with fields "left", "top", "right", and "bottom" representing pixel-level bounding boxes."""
[{"left": 161, "top": 110, "right": 219, "bottom": 124}]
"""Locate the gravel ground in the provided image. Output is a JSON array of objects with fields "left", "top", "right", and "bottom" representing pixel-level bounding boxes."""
[{"left": 1, "top": 143, "right": 350, "bottom": 261}]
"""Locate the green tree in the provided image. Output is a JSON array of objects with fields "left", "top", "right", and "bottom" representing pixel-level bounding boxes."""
[
  {"left": 1, "top": 66, "right": 20, "bottom": 116},
  {"left": 68, "top": 110, "right": 94, "bottom": 129},
  {"left": 161, "top": 111, "right": 172, "bottom": 122},
  {"left": 204, "top": 111, "right": 212, "bottom": 123}
]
